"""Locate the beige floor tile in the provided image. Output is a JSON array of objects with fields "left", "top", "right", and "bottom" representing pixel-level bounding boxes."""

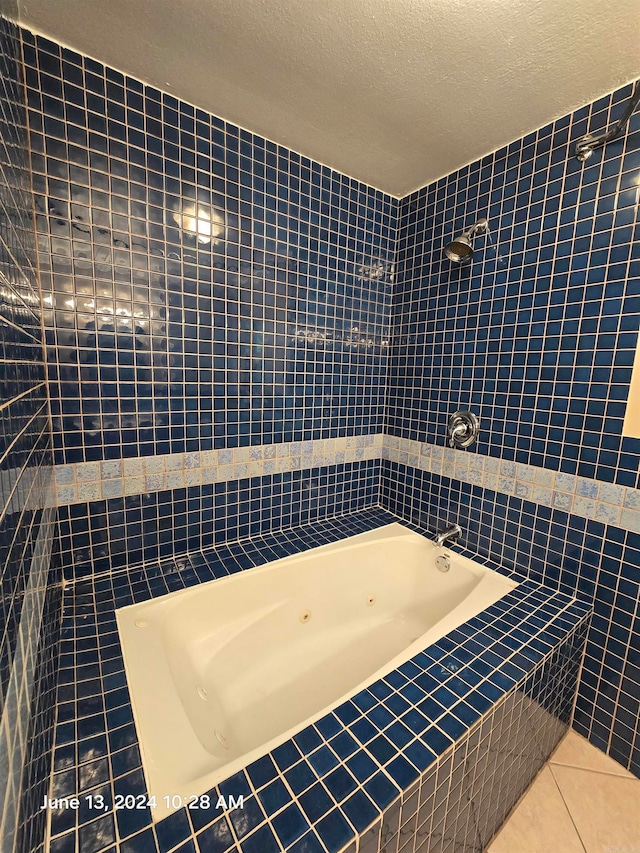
[
  {"left": 550, "top": 764, "right": 640, "bottom": 853},
  {"left": 550, "top": 731, "right": 634, "bottom": 778},
  {"left": 487, "top": 766, "right": 585, "bottom": 853}
]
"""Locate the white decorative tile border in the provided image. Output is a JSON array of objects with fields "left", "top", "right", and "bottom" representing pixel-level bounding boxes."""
[
  {"left": 51, "top": 434, "right": 640, "bottom": 535},
  {"left": 52, "top": 435, "right": 385, "bottom": 506},
  {"left": 382, "top": 436, "right": 640, "bottom": 535}
]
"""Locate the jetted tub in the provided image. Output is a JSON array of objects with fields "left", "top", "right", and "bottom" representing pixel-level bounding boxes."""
[{"left": 116, "top": 522, "right": 517, "bottom": 819}]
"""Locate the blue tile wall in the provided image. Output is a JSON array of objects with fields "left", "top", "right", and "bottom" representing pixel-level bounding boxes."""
[
  {"left": 383, "top": 82, "right": 640, "bottom": 775},
  {"left": 20, "top": 28, "right": 396, "bottom": 583},
  {"left": 378, "top": 621, "right": 587, "bottom": 853},
  {"left": 22, "top": 30, "right": 396, "bottom": 468},
  {"left": 388, "top": 83, "right": 640, "bottom": 487},
  {"left": 16, "top": 543, "right": 62, "bottom": 853},
  {"left": 381, "top": 460, "right": 640, "bottom": 774},
  {"left": 58, "top": 459, "right": 381, "bottom": 580},
  {"left": 0, "top": 6, "right": 59, "bottom": 853}
]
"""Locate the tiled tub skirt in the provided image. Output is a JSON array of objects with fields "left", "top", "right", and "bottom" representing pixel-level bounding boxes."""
[{"left": 44, "top": 509, "right": 590, "bottom": 853}]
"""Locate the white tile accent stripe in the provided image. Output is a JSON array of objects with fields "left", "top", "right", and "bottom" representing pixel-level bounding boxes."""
[
  {"left": 52, "top": 435, "right": 640, "bottom": 535},
  {"left": 52, "top": 435, "right": 385, "bottom": 506},
  {"left": 382, "top": 436, "right": 640, "bottom": 534}
]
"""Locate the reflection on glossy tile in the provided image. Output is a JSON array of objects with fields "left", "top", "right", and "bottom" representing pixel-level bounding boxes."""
[
  {"left": 487, "top": 767, "right": 585, "bottom": 853},
  {"left": 550, "top": 764, "right": 640, "bottom": 853}
]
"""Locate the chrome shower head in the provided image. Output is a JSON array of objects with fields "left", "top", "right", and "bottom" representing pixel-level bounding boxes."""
[
  {"left": 445, "top": 218, "right": 488, "bottom": 264},
  {"left": 445, "top": 233, "right": 474, "bottom": 263}
]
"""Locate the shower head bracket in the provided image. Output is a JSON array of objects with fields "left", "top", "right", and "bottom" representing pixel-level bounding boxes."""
[{"left": 467, "top": 218, "right": 488, "bottom": 238}]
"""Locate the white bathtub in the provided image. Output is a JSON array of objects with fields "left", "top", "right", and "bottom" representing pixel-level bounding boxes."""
[{"left": 116, "top": 522, "right": 517, "bottom": 819}]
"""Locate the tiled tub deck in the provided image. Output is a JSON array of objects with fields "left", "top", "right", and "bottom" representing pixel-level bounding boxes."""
[{"left": 45, "top": 509, "right": 590, "bottom": 853}]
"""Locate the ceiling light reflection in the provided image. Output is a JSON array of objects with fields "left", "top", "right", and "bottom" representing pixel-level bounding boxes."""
[{"left": 172, "top": 203, "right": 225, "bottom": 244}]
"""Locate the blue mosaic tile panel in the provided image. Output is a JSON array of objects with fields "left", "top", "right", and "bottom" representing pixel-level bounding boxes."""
[
  {"left": 57, "top": 458, "right": 381, "bottom": 580},
  {"left": 45, "top": 510, "right": 589, "bottom": 853},
  {"left": 372, "top": 623, "right": 586, "bottom": 853},
  {"left": 22, "top": 30, "right": 396, "bottom": 468},
  {"left": 14, "top": 17, "right": 638, "bottom": 853},
  {"left": 382, "top": 80, "right": 640, "bottom": 782},
  {"left": 16, "top": 540, "right": 62, "bottom": 853},
  {"left": 380, "top": 458, "right": 640, "bottom": 775},
  {"left": 0, "top": 7, "right": 58, "bottom": 853},
  {"left": 388, "top": 81, "right": 640, "bottom": 488}
]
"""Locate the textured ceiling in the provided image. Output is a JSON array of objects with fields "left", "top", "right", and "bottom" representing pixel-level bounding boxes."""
[{"left": 16, "top": 0, "right": 640, "bottom": 197}]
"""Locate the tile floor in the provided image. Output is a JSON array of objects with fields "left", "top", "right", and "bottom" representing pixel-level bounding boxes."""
[{"left": 487, "top": 730, "right": 640, "bottom": 853}]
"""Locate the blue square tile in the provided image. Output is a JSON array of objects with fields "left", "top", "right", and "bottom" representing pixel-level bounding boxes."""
[
  {"left": 271, "top": 803, "right": 309, "bottom": 847},
  {"left": 228, "top": 796, "right": 265, "bottom": 840},
  {"left": 257, "top": 778, "right": 290, "bottom": 815},
  {"left": 272, "top": 741, "right": 302, "bottom": 772},
  {"left": 155, "top": 809, "right": 191, "bottom": 853},
  {"left": 386, "top": 754, "right": 419, "bottom": 787},
  {"left": 195, "top": 816, "right": 235, "bottom": 853},
  {"left": 323, "top": 766, "right": 356, "bottom": 802},
  {"left": 346, "top": 751, "right": 377, "bottom": 784},
  {"left": 246, "top": 755, "right": 278, "bottom": 790},
  {"left": 342, "top": 790, "right": 379, "bottom": 832},
  {"left": 363, "top": 771, "right": 399, "bottom": 810},
  {"left": 404, "top": 739, "right": 437, "bottom": 772},
  {"left": 421, "top": 726, "right": 453, "bottom": 755},
  {"left": 285, "top": 761, "right": 317, "bottom": 795},
  {"left": 240, "top": 824, "right": 279, "bottom": 853},
  {"left": 299, "top": 783, "right": 334, "bottom": 823},
  {"left": 307, "top": 745, "right": 339, "bottom": 776},
  {"left": 294, "top": 726, "right": 322, "bottom": 754},
  {"left": 315, "top": 809, "right": 354, "bottom": 853}
]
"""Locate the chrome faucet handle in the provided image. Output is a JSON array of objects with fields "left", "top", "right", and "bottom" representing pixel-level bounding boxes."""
[
  {"left": 447, "top": 411, "right": 479, "bottom": 449},
  {"left": 449, "top": 422, "right": 467, "bottom": 448}
]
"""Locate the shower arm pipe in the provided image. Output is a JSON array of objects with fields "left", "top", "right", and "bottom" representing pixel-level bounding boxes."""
[
  {"left": 466, "top": 218, "right": 487, "bottom": 238},
  {"left": 574, "top": 82, "right": 640, "bottom": 162}
]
